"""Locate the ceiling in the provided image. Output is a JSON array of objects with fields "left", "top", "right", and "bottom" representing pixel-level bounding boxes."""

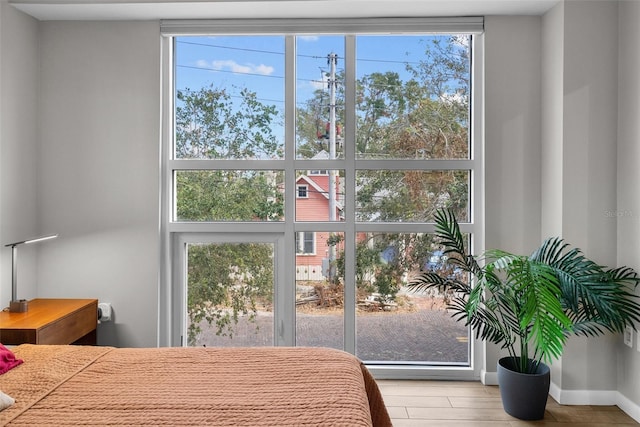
[{"left": 11, "top": 0, "right": 561, "bottom": 21}]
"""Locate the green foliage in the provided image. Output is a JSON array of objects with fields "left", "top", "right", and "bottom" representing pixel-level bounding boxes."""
[
  {"left": 331, "top": 231, "right": 440, "bottom": 301},
  {"left": 341, "top": 36, "right": 471, "bottom": 296},
  {"left": 176, "top": 85, "right": 282, "bottom": 159},
  {"left": 408, "top": 209, "right": 640, "bottom": 373},
  {"left": 176, "top": 85, "right": 283, "bottom": 342},
  {"left": 176, "top": 170, "right": 283, "bottom": 222},
  {"left": 295, "top": 78, "right": 346, "bottom": 159},
  {"left": 187, "top": 243, "right": 274, "bottom": 346}
]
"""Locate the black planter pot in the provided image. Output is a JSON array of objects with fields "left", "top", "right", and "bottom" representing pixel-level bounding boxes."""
[{"left": 497, "top": 357, "right": 551, "bottom": 420}]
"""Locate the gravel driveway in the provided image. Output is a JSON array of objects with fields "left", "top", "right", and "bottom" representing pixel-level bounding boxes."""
[{"left": 196, "top": 308, "right": 469, "bottom": 364}]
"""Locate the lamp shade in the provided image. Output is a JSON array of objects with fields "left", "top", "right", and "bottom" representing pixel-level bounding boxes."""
[{"left": 5, "top": 234, "right": 58, "bottom": 248}]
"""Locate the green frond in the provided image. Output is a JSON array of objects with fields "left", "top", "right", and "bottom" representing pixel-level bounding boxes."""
[
  {"left": 411, "top": 208, "right": 640, "bottom": 373},
  {"left": 407, "top": 272, "right": 470, "bottom": 295}
]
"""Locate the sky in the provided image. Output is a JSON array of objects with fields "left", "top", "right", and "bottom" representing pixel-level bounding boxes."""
[
  {"left": 175, "top": 34, "right": 444, "bottom": 110},
  {"left": 174, "top": 34, "right": 469, "bottom": 156}
]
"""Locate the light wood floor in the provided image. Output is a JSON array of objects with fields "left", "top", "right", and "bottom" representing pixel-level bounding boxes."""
[{"left": 377, "top": 380, "right": 639, "bottom": 426}]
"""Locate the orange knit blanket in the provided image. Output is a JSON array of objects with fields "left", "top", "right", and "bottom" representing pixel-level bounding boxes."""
[{"left": 0, "top": 345, "right": 391, "bottom": 426}]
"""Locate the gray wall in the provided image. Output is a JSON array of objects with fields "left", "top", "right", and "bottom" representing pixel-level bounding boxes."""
[
  {"left": 617, "top": 0, "right": 640, "bottom": 413},
  {"left": 0, "top": 2, "right": 41, "bottom": 304},
  {"left": 483, "top": 15, "right": 543, "bottom": 381},
  {"left": 541, "top": 0, "right": 621, "bottom": 399},
  {"left": 36, "top": 20, "right": 161, "bottom": 347}
]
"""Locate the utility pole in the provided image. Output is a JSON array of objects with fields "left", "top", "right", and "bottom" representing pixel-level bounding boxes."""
[
  {"left": 328, "top": 52, "right": 337, "bottom": 222},
  {"left": 327, "top": 52, "right": 338, "bottom": 279}
]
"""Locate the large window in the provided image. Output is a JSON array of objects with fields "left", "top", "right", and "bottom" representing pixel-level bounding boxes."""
[{"left": 162, "top": 18, "right": 484, "bottom": 378}]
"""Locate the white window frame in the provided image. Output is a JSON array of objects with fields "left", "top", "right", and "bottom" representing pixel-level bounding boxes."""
[
  {"left": 296, "top": 231, "right": 316, "bottom": 255},
  {"left": 160, "top": 17, "right": 485, "bottom": 381},
  {"left": 296, "top": 185, "right": 308, "bottom": 199}
]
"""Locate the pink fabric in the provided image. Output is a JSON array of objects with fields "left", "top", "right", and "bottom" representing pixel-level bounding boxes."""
[{"left": 0, "top": 345, "right": 23, "bottom": 375}]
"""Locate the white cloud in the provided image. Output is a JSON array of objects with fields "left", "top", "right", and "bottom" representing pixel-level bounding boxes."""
[
  {"left": 196, "top": 59, "right": 210, "bottom": 68},
  {"left": 309, "top": 73, "right": 328, "bottom": 90},
  {"left": 197, "top": 59, "right": 275, "bottom": 76},
  {"left": 298, "top": 35, "right": 319, "bottom": 42}
]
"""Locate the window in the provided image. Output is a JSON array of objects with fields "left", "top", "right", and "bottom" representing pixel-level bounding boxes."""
[
  {"left": 295, "top": 232, "right": 315, "bottom": 254},
  {"left": 296, "top": 185, "right": 308, "bottom": 198},
  {"left": 162, "top": 17, "right": 484, "bottom": 379}
]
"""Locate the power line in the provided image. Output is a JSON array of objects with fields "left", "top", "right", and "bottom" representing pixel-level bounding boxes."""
[
  {"left": 177, "top": 39, "right": 424, "bottom": 66},
  {"left": 177, "top": 64, "right": 331, "bottom": 87},
  {"left": 178, "top": 64, "right": 284, "bottom": 80}
]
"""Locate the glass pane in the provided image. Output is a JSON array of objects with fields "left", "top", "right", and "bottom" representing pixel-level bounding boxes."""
[
  {"left": 175, "top": 36, "right": 285, "bottom": 159},
  {"left": 355, "top": 35, "right": 471, "bottom": 160},
  {"left": 355, "top": 170, "right": 470, "bottom": 222},
  {"left": 355, "top": 232, "right": 470, "bottom": 364},
  {"left": 295, "top": 169, "right": 345, "bottom": 222},
  {"left": 175, "top": 170, "right": 284, "bottom": 222},
  {"left": 186, "top": 242, "right": 275, "bottom": 347},
  {"left": 296, "top": 232, "right": 344, "bottom": 350},
  {"left": 296, "top": 36, "right": 345, "bottom": 159}
]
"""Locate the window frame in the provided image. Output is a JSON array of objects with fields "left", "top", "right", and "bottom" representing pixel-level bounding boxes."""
[
  {"left": 296, "top": 184, "right": 308, "bottom": 199},
  {"left": 160, "top": 18, "right": 485, "bottom": 380},
  {"left": 295, "top": 231, "right": 316, "bottom": 255}
]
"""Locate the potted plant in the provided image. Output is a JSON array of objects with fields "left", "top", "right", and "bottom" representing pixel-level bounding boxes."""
[{"left": 408, "top": 209, "right": 640, "bottom": 420}]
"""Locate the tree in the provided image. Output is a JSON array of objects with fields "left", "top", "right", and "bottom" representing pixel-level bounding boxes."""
[
  {"left": 176, "top": 170, "right": 283, "bottom": 222},
  {"left": 296, "top": 76, "right": 346, "bottom": 159},
  {"left": 187, "top": 242, "right": 274, "bottom": 346},
  {"left": 176, "top": 85, "right": 283, "bottom": 159},
  {"left": 347, "top": 36, "right": 471, "bottom": 299},
  {"left": 175, "top": 85, "right": 283, "bottom": 344}
]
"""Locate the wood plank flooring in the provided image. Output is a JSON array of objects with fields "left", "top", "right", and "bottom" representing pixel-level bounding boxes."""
[{"left": 377, "top": 380, "right": 639, "bottom": 426}]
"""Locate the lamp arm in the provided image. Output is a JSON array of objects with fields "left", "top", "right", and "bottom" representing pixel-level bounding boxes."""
[{"left": 11, "top": 245, "right": 17, "bottom": 303}]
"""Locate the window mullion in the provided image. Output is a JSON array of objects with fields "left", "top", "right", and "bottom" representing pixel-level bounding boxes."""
[
  {"left": 280, "top": 35, "right": 297, "bottom": 347},
  {"left": 343, "top": 34, "right": 357, "bottom": 356}
]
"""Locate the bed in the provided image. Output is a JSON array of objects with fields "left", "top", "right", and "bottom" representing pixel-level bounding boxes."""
[{"left": 0, "top": 344, "right": 391, "bottom": 426}]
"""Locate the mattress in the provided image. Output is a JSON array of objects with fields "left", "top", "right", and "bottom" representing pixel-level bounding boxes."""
[{"left": 0, "top": 344, "right": 391, "bottom": 426}]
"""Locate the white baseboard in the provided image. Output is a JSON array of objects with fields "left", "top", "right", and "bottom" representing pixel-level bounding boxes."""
[
  {"left": 549, "top": 383, "right": 617, "bottom": 405},
  {"left": 480, "top": 369, "right": 498, "bottom": 385},
  {"left": 617, "top": 392, "right": 640, "bottom": 423},
  {"left": 548, "top": 382, "right": 640, "bottom": 423},
  {"left": 477, "top": 376, "right": 640, "bottom": 423}
]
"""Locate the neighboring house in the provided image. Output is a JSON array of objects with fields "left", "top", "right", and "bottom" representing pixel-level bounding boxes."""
[{"left": 295, "top": 168, "right": 343, "bottom": 281}]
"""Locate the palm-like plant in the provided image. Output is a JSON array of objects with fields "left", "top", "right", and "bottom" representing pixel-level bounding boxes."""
[{"left": 408, "top": 209, "right": 640, "bottom": 374}]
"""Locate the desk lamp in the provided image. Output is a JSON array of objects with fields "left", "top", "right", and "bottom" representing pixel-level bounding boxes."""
[{"left": 4, "top": 234, "right": 58, "bottom": 312}]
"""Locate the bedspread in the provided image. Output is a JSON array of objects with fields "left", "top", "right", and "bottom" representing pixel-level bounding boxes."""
[{"left": 0, "top": 345, "right": 391, "bottom": 426}]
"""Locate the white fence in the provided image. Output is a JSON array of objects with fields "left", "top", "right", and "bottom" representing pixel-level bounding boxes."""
[{"left": 295, "top": 265, "right": 325, "bottom": 281}]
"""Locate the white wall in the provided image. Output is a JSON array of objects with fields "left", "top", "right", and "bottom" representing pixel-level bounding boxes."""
[
  {"left": 483, "top": 15, "right": 543, "bottom": 381},
  {"left": 36, "top": 20, "right": 161, "bottom": 347},
  {"left": 616, "top": 0, "right": 640, "bottom": 413},
  {"left": 485, "top": 3, "right": 639, "bottom": 413},
  {"left": 541, "top": 2, "right": 565, "bottom": 386},
  {"left": 542, "top": 0, "right": 621, "bottom": 397},
  {"left": 541, "top": 2, "right": 564, "bottom": 240},
  {"left": 0, "top": 2, "right": 41, "bottom": 305}
]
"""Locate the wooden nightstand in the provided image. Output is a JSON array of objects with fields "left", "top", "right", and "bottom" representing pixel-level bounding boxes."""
[{"left": 0, "top": 299, "right": 98, "bottom": 345}]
